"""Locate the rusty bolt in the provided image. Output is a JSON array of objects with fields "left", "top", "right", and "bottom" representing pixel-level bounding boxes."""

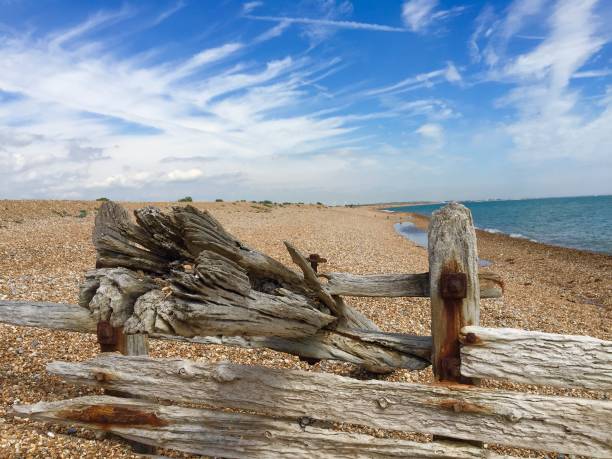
[
  {"left": 440, "top": 272, "right": 467, "bottom": 299},
  {"left": 307, "top": 254, "right": 327, "bottom": 273},
  {"left": 464, "top": 332, "right": 478, "bottom": 344}
]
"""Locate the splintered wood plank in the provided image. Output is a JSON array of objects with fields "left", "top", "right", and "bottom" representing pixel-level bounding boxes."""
[
  {"left": 12, "top": 395, "right": 513, "bottom": 459},
  {"left": 47, "top": 355, "right": 612, "bottom": 457},
  {"left": 323, "top": 272, "right": 503, "bottom": 298},
  {"left": 460, "top": 326, "right": 612, "bottom": 391}
]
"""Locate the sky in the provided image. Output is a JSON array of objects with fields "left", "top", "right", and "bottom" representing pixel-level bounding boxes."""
[{"left": 1, "top": 0, "right": 611, "bottom": 203}]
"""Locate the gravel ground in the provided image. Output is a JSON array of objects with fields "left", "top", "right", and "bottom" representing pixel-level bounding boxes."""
[{"left": 0, "top": 200, "right": 610, "bottom": 458}]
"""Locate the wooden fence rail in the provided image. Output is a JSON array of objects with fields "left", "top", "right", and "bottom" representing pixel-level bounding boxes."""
[
  {"left": 13, "top": 395, "right": 512, "bottom": 459},
  {"left": 0, "top": 300, "right": 432, "bottom": 371},
  {"left": 42, "top": 354, "right": 612, "bottom": 457},
  {"left": 3, "top": 300, "right": 609, "bottom": 392},
  {"left": 460, "top": 325, "right": 612, "bottom": 391},
  {"left": 323, "top": 271, "right": 503, "bottom": 298}
]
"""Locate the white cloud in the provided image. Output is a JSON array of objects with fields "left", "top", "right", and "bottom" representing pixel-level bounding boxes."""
[
  {"left": 150, "top": 1, "right": 186, "bottom": 27},
  {"left": 470, "top": 0, "right": 546, "bottom": 66},
  {"left": 246, "top": 15, "right": 407, "bottom": 33},
  {"left": 401, "top": 0, "right": 465, "bottom": 33},
  {"left": 416, "top": 123, "right": 443, "bottom": 141},
  {"left": 169, "top": 43, "right": 243, "bottom": 81},
  {"left": 0, "top": 9, "right": 377, "bottom": 199},
  {"left": 365, "top": 62, "right": 461, "bottom": 97},
  {"left": 444, "top": 62, "right": 462, "bottom": 82},
  {"left": 477, "top": 0, "right": 612, "bottom": 164},
  {"left": 253, "top": 20, "right": 291, "bottom": 43},
  {"left": 242, "top": 1, "right": 263, "bottom": 14},
  {"left": 402, "top": 0, "right": 438, "bottom": 32},
  {"left": 166, "top": 168, "right": 204, "bottom": 182}
]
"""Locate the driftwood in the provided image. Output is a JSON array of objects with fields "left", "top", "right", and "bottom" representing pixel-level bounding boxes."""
[
  {"left": 76, "top": 201, "right": 438, "bottom": 371},
  {"left": 0, "top": 300, "right": 430, "bottom": 370},
  {"left": 47, "top": 355, "right": 612, "bottom": 457},
  {"left": 13, "top": 395, "right": 510, "bottom": 459},
  {"left": 85, "top": 202, "right": 338, "bottom": 338},
  {"left": 460, "top": 326, "right": 612, "bottom": 391},
  {"left": 323, "top": 272, "right": 503, "bottom": 298}
]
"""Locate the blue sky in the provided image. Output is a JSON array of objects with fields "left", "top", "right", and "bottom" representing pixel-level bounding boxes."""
[{"left": 1, "top": 0, "right": 611, "bottom": 203}]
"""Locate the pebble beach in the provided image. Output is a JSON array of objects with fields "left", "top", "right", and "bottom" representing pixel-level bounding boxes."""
[{"left": 0, "top": 200, "right": 610, "bottom": 458}]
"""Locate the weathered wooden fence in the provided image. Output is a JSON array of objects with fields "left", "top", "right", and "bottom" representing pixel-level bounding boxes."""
[{"left": 1, "top": 201, "right": 610, "bottom": 458}]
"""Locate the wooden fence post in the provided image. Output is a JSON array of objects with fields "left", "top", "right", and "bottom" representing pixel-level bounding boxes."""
[
  {"left": 97, "top": 323, "right": 154, "bottom": 454},
  {"left": 428, "top": 202, "right": 480, "bottom": 382},
  {"left": 429, "top": 203, "right": 481, "bottom": 446}
]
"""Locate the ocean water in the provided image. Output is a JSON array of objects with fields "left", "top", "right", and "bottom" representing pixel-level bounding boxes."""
[
  {"left": 386, "top": 195, "right": 612, "bottom": 255},
  {"left": 393, "top": 221, "right": 493, "bottom": 267}
]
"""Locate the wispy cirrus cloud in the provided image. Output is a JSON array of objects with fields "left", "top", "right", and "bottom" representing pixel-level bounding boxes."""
[
  {"left": 365, "top": 62, "right": 461, "bottom": 97},
  {"left": 401, "top": 0, "right": 465, "bottom": 33},
  {"left": 242, "top": 1, "right": 263, "bottom": 14},
  {"left": 245, "top": 15, "right": 408, "bottom": 33},
  {"left": 244, "top": 0, "right": 408, "bottom": 49},
  {"left": 473, "top": 0, "right": 612, "bottom": 165},
  {"left": 3, "top": 4, "right": 427, "bottom": 200}
]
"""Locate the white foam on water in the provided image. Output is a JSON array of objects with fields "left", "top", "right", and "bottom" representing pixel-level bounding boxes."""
[{"left": 483, "top": 228, "right": 502, "bottom": 234}]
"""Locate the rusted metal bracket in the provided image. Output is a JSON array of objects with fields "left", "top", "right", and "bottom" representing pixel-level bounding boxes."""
[
  {"left": 440, "top": 272, "right": 467, "bottom": 299},
  {"left": 97, "top": 321, "right": 118, "bottom": 347},
  {"left": 307, "top": 254, "right": 327, "bottom": 273}
]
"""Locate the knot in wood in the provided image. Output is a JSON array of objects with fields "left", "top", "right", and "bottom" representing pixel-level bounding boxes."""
[
  {"left": 212, "top": 365, "right": 237, "bottom": 383},
  {"left": 298, "top": 416, "right": 312, "bottom": 429},
  {"left": 377, "top": 397, "right": 391, "bottom": 409},
  {"left": 177, "top": 366, "right": 193, "bottom": 378},
  {"left": 264, "top": 431, "right": 272, "bottom": 439}
]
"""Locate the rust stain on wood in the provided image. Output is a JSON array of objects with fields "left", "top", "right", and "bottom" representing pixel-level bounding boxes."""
[
  {"left": 93, "top": 371, "right": 112, "bottom": 383},
  {"left": 58, "top": 405, "right": 168, "bottom": 428},
  {"left": 430, "top": 381, "right": 476, "bottom": 390},
  {"left": 436, "top": 261, "right": 473, "bottom": 384},
  {"left": 433, "top": 398, "right": 492, "bottom": 415},
  {"left": 460, "top": 332, "right": 482, "bottom": 346}
]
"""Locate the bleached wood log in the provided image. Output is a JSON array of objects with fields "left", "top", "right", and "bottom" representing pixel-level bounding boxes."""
[
  {"left": 460, "top": 326, "right": 612, "bottom": 391},
  {"left": 87, "top": 202, "right": 389, "bottom": 338},
  {"left": 0, "top": 300, "right": 96, "bottom": 333},
  {"left": 47, "top": 355, "right": 612, "bottom": 457},
  {"left": 0, "top": 300, "right": 430, "bottom": 370},
  {"left": 13, "top": 395, "right": 509, "bottom": 459},
  {"left": 121, "top": 285, "right": 335, "bottom": 339},
  {"left": 429, "top": 203, "right": 480, "bottom": 382},
  {"left": 322, "top": 272, "right": 503, "bottom": 298}
]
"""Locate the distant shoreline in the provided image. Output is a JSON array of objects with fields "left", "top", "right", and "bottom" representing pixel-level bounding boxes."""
[{"left": 381, "top": 208, "right": 612, "bottom": 259}]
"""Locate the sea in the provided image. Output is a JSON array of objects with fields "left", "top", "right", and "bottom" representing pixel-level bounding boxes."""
[{"left": 385, "top": 195, "right": 612, "bottom": 255}]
